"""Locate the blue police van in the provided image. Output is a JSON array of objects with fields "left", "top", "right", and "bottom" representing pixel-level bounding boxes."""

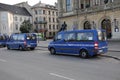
[
  {"left": 48, "top": 30, "right": 108, "bottom": 58},
  {"left": 7, "top": 33, "right": 37, "bottom": 50},
  {"left": 0, "top": 34, "right": 9, "bottom": 47}
]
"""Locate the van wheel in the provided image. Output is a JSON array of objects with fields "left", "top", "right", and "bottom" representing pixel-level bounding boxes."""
[
  {"left": 80, "top": 50, "right": 88, "bottom": 58},
  {"left": 50, "top": 48, "right": 56, "bottom": 55},
  {"left": 19, "top": 46, "right": 23, "bottom": 51},
  {"left": 7, "top": 45, "right": 10, "bottom": 50},
  {"left": 30, "top": 47, "right": 35, "bottom": 50}
]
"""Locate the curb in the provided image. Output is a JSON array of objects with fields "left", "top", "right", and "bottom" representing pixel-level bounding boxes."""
[
  {"left": 108, "top": 50, "right": 120, "bottom": 52},
  {"left": 101, "top": 55, "right": 120, "bottom": 61}
]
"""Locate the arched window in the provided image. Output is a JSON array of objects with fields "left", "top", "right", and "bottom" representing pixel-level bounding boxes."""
[{"left": 84, "top": 21, "right": 91, "bottom": 29}]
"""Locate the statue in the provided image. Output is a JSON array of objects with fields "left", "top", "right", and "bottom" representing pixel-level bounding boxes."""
[{"left": 58, "top": 21, "right": 67, "bottom": 32}]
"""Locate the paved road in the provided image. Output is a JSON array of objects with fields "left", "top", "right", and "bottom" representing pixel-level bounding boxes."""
[{"left": 0, "top": 47, "right": 120, "bottom": 80}]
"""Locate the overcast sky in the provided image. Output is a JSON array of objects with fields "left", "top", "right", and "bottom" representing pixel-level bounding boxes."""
[{"left": 0, "top": 0, "right": 57, "bottom": 6}]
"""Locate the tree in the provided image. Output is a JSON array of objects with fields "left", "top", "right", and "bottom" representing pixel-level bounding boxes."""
[{"left": 20, "top": 20, "right": 32, "bottom": 33}]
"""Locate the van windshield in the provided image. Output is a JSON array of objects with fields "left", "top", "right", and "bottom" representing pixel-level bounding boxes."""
[
  {"left": 98, "top": 31, "right": 107, "bottom": 41},
  {"left": 26, "top": 34, "right": 36, "bottom": 40}
]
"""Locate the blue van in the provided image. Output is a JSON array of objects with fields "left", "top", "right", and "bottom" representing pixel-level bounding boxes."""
[
  {"left": 7, "top": 33, "right": 37, "bottom": 50},
  {"left": 48, "top": 30, "right": 108, "bottom": 58},
  {"left": 0, "top": 34, "right": 9, "bottom": 47}
]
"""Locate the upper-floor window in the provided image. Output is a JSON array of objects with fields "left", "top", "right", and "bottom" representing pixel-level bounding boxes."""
[
  {"left": 38, "top": 10, "right": 42, "bottom": 14},
  {"left": 15, "top": 24, "right": 18, "bottom": 30},
  {"left": 56, "top": 12, "right": 58, "bottom": 16},
  {"left": 66, "top": 0, "right": 72, "bottom": 12},
  {"left": 52, "top": 11, "right": 54, "bottom": 15},
  {"left": 48, "top": 11, "right": 51, "bottom": 15},
  {"left": 15, "top": 16, "right": 17, "bottom": 21},
  {"left": 43, "top": 10, "right": 46, "bottom": 14},
  {"left": 20, "top": 17, "right": 22, "bottom": 22},
  {"left": 35, "top": 10, "right": 37, "bottom": 15}
]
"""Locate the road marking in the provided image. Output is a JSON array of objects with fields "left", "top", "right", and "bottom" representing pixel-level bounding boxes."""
[
  {"left": 49, "top": 73, "right": 75, "bottom": 80},
  {"left": 0, "top": 59, "right": 7, "bottom": 62}
]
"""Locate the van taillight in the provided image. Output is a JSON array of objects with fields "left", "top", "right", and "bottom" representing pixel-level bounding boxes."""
[
  {"left": 94, "top": 42, "right": 98, "bottom": 49},
  {"left": 24, "top": 41, "right": 27, "bottom": 46}
]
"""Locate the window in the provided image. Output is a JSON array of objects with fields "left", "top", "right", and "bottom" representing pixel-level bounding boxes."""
[
  {"left": 39, "top": 10, "right": 42, "bottom": 14},
  {"left": 49, "top": 25, "right": 51, "bottom": 30},
  {"left": 49, "top": 17, "right": 51, "bottom": 22},
  {"left": 43, "top": 10, "right": 46, "bottom": 14},
  {"left": 77, "top": 32, "right": 93, "bottom": 41},
  {"left": 56, "top": 12, "right": 58, "bottom": 16},
  {"left": 57, "top": 25, "right": 59, "bottom": 29},
  {"left": 15, "top": 24, "right": 18, "bottom": 30},
  {"left": 66, "top": 0, "right": 72, "bottom": 12},
  {"left": 49, "top": 32, "right": 52, "bottom": 36},
  {"left": 15, "top": 16, "right": 17, "bottom": 21},
  {"left": 36, "top": 17, "right": 38, "bottom": 21},
  {"left": 12, "top": 35, "right": 18, "bottom": 40},
  {"left": 52, "top": 11, "right": 54, "bottom": 15},
  {"left": 43, "top": 17, "right": 46, "bottom": 21},
  {"left": 26, "top": 34, "right": 36, "bottom": 40},
  {"left": 35, "top": 10, "right": 37, "bottom": 15},
  {"left": 53, "top": 18, "right": 55, "bottom": 22},
  {"left": 53, "top": 25, "right": 55, "bottom": 29},
  {"left": 55, "top": 33, "right": 62, "bottom": 40},
  {"left": 18, "top": 35, "right": 24, "bottom": 40},
  {"left": 64, "top": 33, "right": 76, "bottom": 41},
  {"left": 48, "top": 11, "right": 51, "bottom": 15},
  {"left": 20, "top": 17, "right": 22, "bottom": 22}
]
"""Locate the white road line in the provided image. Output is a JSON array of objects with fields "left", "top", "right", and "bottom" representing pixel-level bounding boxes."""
[
  {"left": 0, "top": 59, "right": 7, "bottom": 62},
  {"left": 49, "top": 73, "right": 75, "bottom": 80}
]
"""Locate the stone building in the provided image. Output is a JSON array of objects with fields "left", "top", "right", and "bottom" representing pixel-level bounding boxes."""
[
  {"left": 32, "top": 1, "right": 59, "bottom": 38},
  {"left": 0, "top": 3, "right": 32, "bottom": 35},
  {"left": 58, "top": 0, "right": 120, "bottom": 39}
]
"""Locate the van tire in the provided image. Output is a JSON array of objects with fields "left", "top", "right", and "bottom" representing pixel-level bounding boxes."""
[
  {"left": 80, "top": 50, "right": 88, "bottom": 58},
  {"left": 7, "top": 45, "right": 10, "bottom": 50},
  {"left": 19, "top": 46, "right": 23, "bottom": 51},
  {"left": 30, "top": 47, "right": 35, "bottom": 50},
  {"left": 50, "top": 48, "right": 56, "bottom": 55}
]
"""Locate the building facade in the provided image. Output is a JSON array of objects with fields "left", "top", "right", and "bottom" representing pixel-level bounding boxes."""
[
  {"left": 0, "top": 3, "right": 32, "bottom": 35},
  {"left": 32, "top": 1, "right": 59, "bottom": 38},
  {"left": 58, "top": 0, "right": 120, "bottom": 39}
]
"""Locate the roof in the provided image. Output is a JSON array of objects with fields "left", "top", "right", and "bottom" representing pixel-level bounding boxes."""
[
  {"left": 0, "top": 3, "right": 31, "bottom": 16},
  {"left": 32, "top": 2, "right": 57, "bottom": 10}
]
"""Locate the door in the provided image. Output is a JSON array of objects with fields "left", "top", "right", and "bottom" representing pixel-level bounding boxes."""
[{"left": 63, "top": 32, "right": 77, "bottom": 54}]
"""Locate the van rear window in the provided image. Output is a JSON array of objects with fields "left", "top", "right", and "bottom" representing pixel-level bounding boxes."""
[{"left": 26, "top": 34, "right": 36, "bottom": 40}]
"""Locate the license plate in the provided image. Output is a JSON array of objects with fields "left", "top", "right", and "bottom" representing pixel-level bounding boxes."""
[{"left": 27, "top": 45, "right": 31, "bottom": 47}]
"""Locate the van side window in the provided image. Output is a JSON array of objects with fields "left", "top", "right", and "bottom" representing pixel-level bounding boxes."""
[
  {"left": 64, "top": 33, "right": 76, "bottom": 41},
  {"left": 77, "top": 32, "right": 93, "bottom": 41},
  {"left": 12, "top": 35, "right": 18, "bottom": 40},
  {"left": 18, "top": 35, "right": 24, "bottom": 40},
  {"left": 55, "top": 34, "right": 62, "bottom": 41}
]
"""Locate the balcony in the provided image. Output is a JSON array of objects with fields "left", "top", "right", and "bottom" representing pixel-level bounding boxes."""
[{"left": 34, "top": 20, "right": 47, "bottom": 24}]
